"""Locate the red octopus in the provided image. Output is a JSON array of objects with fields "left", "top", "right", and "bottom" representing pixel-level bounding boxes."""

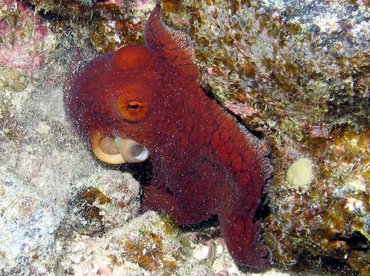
[{"left": 65, "top": 6, "right": 272, "bottom": 270}]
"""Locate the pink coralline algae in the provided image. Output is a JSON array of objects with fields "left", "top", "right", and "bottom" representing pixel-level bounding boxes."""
[
  {"left": 0, "top": 0, "right": 52, "bottom": 74},
  {"left": 225, "top": 100, "right": 258, "bottom": 118}
]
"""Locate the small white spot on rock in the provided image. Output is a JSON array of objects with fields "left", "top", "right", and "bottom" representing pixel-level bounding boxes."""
[
  {"left": 36, "top": 121, "right": 51, "bottom": 135},
  {"left": 346, "top": 177, "right": 366, "bottom": 193},
  {"left": 286, "top": 157, "right": 314, "bottom": 189},
  {"left": 314, "top": 13, "right": 340, "bottom": 33},
  {"left": 346, "top": 197, "right": 365, "bottom": 214},
  {"left": 193, "top": 244, "right": 210, "bottom": 260}
]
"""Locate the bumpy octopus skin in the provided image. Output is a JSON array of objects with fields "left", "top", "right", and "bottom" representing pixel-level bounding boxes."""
[{"left": 65, "top": 6, "right": 272, "bottom": 270}]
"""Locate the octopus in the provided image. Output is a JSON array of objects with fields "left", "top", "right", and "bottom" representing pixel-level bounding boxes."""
[{"left": 65, "top": 6, "right": 272, "bottom": 270}]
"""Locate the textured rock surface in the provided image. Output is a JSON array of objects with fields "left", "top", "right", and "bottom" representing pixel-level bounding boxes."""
[{"left": 165, "top": 0, "right": 369, "bottom": 273}]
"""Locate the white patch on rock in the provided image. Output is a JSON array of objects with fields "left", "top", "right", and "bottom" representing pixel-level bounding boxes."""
[{"left": 286, "top": 157, "right": 314, "bottom": 189}]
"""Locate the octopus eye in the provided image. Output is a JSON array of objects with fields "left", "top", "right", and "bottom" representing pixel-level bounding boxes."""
[
  {"left": 127, "top": 102, "right": 140, "bottom": 109},
  {"left": 116, "top": 100, "right": 150, "bottom": 122}
]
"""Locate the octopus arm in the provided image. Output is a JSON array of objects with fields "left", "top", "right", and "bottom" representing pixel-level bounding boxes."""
[{"left": 145, "top": 6, "right": 198, "bottom": 79}]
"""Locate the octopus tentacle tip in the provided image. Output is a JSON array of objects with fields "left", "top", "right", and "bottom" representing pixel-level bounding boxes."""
[
  {"left": 91, "top": 133, "right": 149, "bottom": 164},
  {"left": 115, "top": 137, "right": 150, "bottom": 163},
  {"left": 91, "top": 132, "right": 125, "bottom": 164}
]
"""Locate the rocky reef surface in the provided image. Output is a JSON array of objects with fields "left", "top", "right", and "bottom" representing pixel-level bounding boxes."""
[{"left": 0, "top": 0, "right": 368, "bottom": 275}]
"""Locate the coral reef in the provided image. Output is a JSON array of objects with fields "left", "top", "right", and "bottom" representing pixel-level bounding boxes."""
[
  {"left": 0, "top": 0, "right": 56, "bottom": 74},
  {"left": 57, "top": 211, "right": 280, "bottom": 275},
  {"left": 27, "top": 0, "right": 157, "bottom": 52},
  {"left": 0, "top": 0, "right": 368, "bottom": 274},
  {"left": 266, "top": 128, "right": 369, "bottom": 273},
  {"left": 167, "top": 0, "right": 369, "bottom": 132}
]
